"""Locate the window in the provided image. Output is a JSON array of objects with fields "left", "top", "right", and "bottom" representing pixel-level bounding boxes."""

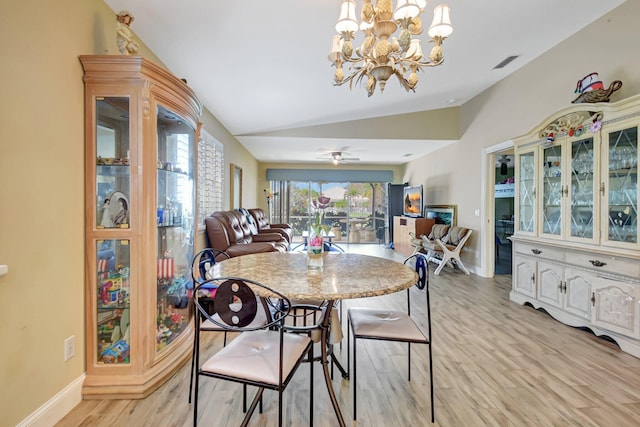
[
  {"left": 271, "top": 180, "right": 388, "bottom": 244},
  {"left": 197, "top": 130, "right": 224, "bottom": 226}
]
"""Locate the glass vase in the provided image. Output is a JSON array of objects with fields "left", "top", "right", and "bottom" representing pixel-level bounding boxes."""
[{"left": 307, "top": 229, "right": 324, "bottom": 269}]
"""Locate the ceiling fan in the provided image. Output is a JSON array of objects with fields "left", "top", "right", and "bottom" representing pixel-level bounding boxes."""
[{"left": 316, "top": 151, "right": 360, "bottom": 164}]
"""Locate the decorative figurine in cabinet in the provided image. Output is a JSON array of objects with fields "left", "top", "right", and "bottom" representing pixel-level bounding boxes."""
[{"left": 81, "top": 55, "right": 202, "bottom": 398}]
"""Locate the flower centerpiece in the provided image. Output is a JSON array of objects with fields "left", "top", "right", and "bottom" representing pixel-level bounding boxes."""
[{"left": 308, "top": 196, "right": 330, "bottom": 269}]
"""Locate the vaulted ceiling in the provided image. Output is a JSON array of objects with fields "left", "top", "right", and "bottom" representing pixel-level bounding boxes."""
[{"left": 104, "top": 0, "right": 625, "bottom": 164}]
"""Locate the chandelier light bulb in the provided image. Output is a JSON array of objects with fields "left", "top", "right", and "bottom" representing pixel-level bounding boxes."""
[
  {"left": 393, "top": 0, "right": 421, "bottom": 20},
  {"left": 336, "top": 0, "right": 359, "bottom": 34},
  {"left": 428, "top": 4, "right": 453, "bottom": 38}
]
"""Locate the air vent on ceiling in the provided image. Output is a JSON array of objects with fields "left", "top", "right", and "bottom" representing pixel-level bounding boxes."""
[{"left": 493, "top": 55, "right": 519, "bottom": 69}]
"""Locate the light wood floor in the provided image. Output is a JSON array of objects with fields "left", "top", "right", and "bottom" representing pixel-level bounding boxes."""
[{"left": 57, "top": 245, "right": 640, "bottom": 426}]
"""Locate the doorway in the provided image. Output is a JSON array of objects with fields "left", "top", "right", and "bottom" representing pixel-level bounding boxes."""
[{"left": 494, "top": 151, "right": 514, "bottom": 275}]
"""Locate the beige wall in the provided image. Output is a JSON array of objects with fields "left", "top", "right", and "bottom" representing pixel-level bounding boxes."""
[
  {"left": 2, "top": 0, "right": 638, "bottom": 424},
  {"left": 0, "top": 1, "right": 255, "bottom": 425},
  {"left": 404, "top": 0, "right": 640, "bottom": 274}
]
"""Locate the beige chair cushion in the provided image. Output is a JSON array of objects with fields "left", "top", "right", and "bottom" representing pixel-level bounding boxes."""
[
  {"left": 349, "top": 307, "right": 428, "bottom": 343},
  {"left": 447, "top": 226, "right": 468, "bottom": 246},
  {"left": 201, "top": 329, "right": 311, "bottom": 386},
  {"left": 427, "top": 224, "right": 450, "bottom": 241}
]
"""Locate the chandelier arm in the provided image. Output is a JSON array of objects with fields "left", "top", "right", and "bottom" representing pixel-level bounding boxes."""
[
  {"left": 393, "top": 68, "right": 416, "bottom": 93},
  {"left": 397, "top": 57, "right": 445, "bottom": 68},
  {"left": 334, "top": 66, "right": 369, "bottom": 87}
]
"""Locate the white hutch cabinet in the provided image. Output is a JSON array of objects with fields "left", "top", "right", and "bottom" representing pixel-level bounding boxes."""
[{"left": 510, "top": 95, "right": 640, "bottom": 358}]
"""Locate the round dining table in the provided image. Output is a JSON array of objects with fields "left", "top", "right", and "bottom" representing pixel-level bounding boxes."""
[{"left": 210, "top": 251, "right": 418, "bottom": 426}]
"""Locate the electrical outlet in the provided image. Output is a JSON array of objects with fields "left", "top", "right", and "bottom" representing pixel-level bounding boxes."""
[{"left": 64, "top": 335, "right": 75, "bottom": 361}]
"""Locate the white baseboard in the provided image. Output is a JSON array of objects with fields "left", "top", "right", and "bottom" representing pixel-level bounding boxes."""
[{"left": 17, "top": 374, "right": 85, "bottom": 427}]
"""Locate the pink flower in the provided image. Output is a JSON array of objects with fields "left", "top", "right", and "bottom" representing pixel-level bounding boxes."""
[
  {"left": 311, "top": 196, "right": 331, "bottom": 235},
  {"left": 590, "top": 120, "right": 602, "bottom": 133},
  {"left": 309, "top": 236, "right": 323, "bottom": 247},
  {"left": 312, "top": 196, "right": 330, "bottom": 210}
]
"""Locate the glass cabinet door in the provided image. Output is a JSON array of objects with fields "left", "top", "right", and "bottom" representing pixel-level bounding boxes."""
[
  {"left": 569, "top": 137, "right": 596, "bottom": 240},
  {"left": 94, "top": 97, "right": 132, "bottom": 365},
  {"left": 96, "top": 239, "right": 131, "bottom": 364},
  {"left": 541, "top": 144, "right": 564, "bottom": 236},
  {"left": 156, "top": 105, "right": 195, "bottom": 352},
  {"left": 96, "top": 98, "right": 130, "bottom": 229},
  {"left": 518, "top": 150, "right": 536, "bottom": 233},
  {"left": 604, "top": 126, "right": 638, "bottom": 246}
]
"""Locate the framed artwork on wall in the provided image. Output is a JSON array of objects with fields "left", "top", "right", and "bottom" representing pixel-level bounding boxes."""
[
  {"left": 230, "top": 163, "right": 242, "bottom": 209},
  {"left": 424, "top": 205, "right": 457, "bottom": 226}
]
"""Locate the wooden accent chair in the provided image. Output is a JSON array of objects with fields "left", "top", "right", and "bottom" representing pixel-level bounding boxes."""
[{"left": 421, "top": 226, "right": 472, "bottom": 275}]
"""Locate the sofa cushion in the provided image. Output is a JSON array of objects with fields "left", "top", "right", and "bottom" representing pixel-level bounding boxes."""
[
  {"left": 238, "top": 208, "right": 259, "bottom": 234},
  {"left": 248, "top": 208, "right": 293, "bottom": 243},
  {"left": 205, "top": 210, "right": 289, "bottom": 259}
]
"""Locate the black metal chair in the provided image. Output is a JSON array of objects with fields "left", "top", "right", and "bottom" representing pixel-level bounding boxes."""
[
  {"left": 347, "top": 253, "right": 434, "bottom": 423},
  {"left": 192, "top": 277, "right": 314, "bottom": 426},
  {"left": 188, "top": 248, "right": 237, "bottom": 403}
]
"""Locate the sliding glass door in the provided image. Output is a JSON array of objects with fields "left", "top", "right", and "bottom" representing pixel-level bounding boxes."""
[{"left": 276, "top": 180, "right": 388, "bottom": 244}]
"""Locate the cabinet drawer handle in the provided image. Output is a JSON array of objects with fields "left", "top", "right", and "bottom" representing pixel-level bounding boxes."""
[
  {"left": 589, "top": 260, "right": 607, "bottom": 267},
  {"left": 531, "top": 249, "right": 542, "bottom": 254},
  {"left": 591, "top": 292, "right": 596, "bottom": 306}
]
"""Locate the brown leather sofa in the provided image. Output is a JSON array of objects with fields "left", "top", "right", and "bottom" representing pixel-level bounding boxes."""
[
  {"left": 247, "top": 208, "right": 293, "bottom": 243},
  {"left": 204, "top": 210, "right": 288, "bottom": 260}
]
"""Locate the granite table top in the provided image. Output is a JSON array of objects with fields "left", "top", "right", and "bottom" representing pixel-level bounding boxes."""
[{"left": 210, "top": 251, "right": 418, "bottom": 301}]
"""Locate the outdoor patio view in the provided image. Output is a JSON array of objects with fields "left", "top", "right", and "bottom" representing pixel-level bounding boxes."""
[{"left": 270, "top": 181, "right": 389, "bottom": 244}]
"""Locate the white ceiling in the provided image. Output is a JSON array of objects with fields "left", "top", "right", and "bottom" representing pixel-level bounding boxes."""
[{"left": 104, "top": 0, "right": 624, "bottom": 165}]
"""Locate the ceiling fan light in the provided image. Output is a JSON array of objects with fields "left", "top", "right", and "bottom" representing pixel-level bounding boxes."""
[{"left": 428, "top": 4, "right": 453, "bottom": 38}]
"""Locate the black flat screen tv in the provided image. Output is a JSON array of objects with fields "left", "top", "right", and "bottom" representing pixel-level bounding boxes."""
[{"left": 403, "top": 185, "right": 423, "bottom": 217}]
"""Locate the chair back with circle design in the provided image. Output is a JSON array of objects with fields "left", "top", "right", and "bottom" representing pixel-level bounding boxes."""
[{"left": 194, "top": 277, "right": 289, "bottom": 332}]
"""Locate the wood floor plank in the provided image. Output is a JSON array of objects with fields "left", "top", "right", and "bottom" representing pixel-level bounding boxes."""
[{"left": 56, "top": 245, "right": 640, "bottom": 427}]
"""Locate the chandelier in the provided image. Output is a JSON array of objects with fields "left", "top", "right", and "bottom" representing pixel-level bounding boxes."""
[{"left": 329, "top": 0, "right": 453, "bottom": 96}]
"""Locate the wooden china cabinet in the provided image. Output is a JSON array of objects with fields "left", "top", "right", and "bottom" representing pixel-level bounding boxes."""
[
  {"left": 80, "top": 55, "right": 202, "bottom": 398},
  {"left": 510, "top": 95, "right": 640, "bottom": 358}
]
